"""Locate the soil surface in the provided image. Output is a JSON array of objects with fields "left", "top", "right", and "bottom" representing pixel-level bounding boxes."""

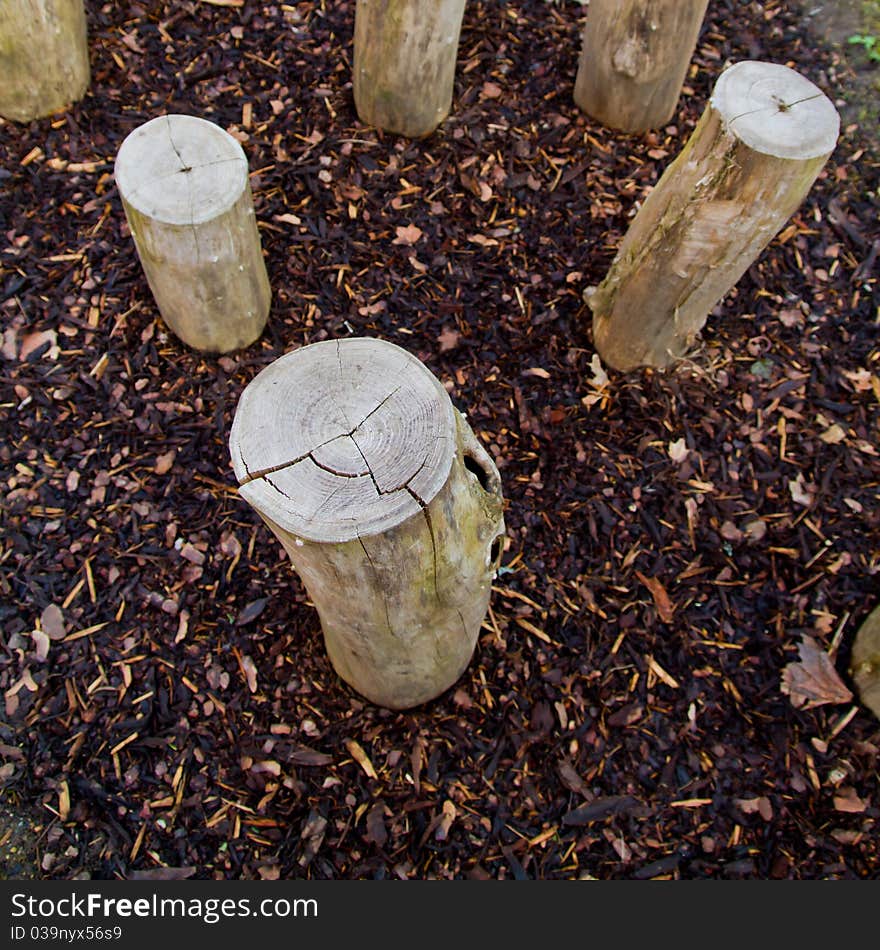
[{"left": 1, "top": 1, "right": 878, "bottom": 880}]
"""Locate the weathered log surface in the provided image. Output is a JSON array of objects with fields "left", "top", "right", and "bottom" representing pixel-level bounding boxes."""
[
  {"left": 851, "top": 605, "right": 880, "bottom": 720},
  {"left": 0, "top": 0, "right": 90, "bottom": 122},
  {"left": 115, "top": 114, "right": 270, "bottom": 354},
  {"left": 573, "top": 0, "right": 708, "bottom": 133},
  {"left": 353, "top": 0, "right": 466, "bottom": 138},
  {"left": 229, "top": 337, "right": 505, "bottom": 710},
  {"left": 587, "top": 61, "right": 840, "bottom": 372}
]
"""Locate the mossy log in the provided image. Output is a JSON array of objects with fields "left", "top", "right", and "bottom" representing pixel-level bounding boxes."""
[
  {"left": 0, "top": 0, "right": 90, "bottom": 122},
  {"left": 587, "top": 61, "right": 840, "bottom": 372},
  {"left": 114, "top": 114, "right": 270, "bottom": 354},
  {"left": 573, "top": 0, "right": 708, "bottom": 133},
  {"left": 353, "top": 0, "right": 466, "bottom": 138},
  {"left": 229, "top": 337, "right": 505, "bottom": 710}
]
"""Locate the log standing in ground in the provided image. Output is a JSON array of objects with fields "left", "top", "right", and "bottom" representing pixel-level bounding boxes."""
[
  {"left": 115, "top": 114, "right": 271, "bottom": 354},
  {"left": 573, "top": 0, "right": 708, "bottom": 133},
  {"left": 586, "top": 61, "right": 840, "bottom": 372},
  {"left": 353, "top": 0, "right": 467, "bottom": 138},
  {"left": 229, "top": 337, "right": 505, "bottom": 711},
  {"left": 0, "top": 0, "right": 90, "bottom": 122}
]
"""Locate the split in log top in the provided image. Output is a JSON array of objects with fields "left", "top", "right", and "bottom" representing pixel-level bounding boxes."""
[{"left": 230, "top": 337, "right": 458, "bottom": 544}]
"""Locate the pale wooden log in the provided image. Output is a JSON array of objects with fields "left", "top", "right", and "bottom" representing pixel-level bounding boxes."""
[
  {"left": 850, "top": 604, "right": 880, "bottom": 720},
  {"left": 0, "top": 0, "right": 90, "bottom": 122},
  {"left": 573, "top": 0, "right": 708, "bottom": 133},
  {"left": 353, "top": 0, "right": 466, "bottom": 138},
  {"left": 114, "top": 114, "right": 270, "bottom": 354},
  {"left": 229, "top": 337, "right": 505, "bottom": 711},
  {"left": 587, "top": 61, "right": 840, "bottom": 372}
]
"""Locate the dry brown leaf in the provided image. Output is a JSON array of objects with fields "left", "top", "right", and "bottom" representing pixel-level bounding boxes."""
[
  {"left": 635, "top": 571, "right": 675, "bottom": 624},
  {"left": 20, "top": 329, "right": 58, "bottom": 361},
  {"left": 344, "top": 738, "right": 377, "bottom": 778},
  {"left": 364, "top": 802, "right": 388, "bottom": 847},
  {"left": 781, "top": 636, "right": 853, "bottom": 709}
]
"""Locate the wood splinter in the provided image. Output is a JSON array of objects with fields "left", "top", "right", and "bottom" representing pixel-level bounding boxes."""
[{"left": 229, "top": 337, "right": 506, "bottom": 711}]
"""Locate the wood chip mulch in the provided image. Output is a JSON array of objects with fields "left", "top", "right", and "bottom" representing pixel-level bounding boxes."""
[{"left": 1, "top": 0, "right": 878, "bottom": 880}]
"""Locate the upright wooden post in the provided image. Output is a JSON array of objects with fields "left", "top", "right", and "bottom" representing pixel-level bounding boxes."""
[
  {"left": 115, "top": 114, "right": 271, "bottom": 355},
  {"left": 574, "top": 0, "right": 708, "bottom": 133},
  {"left": 229, "top": 338, "right": 505, "bottom": 711},
  {"left": 0, "top": 0, "right": 90, "bottom": 122},
  {"left": 586, "top": 61, "right": 840, "bottom": 372},
  {"left": 353, "top": 0, "right": 466, "bottom": 138}
]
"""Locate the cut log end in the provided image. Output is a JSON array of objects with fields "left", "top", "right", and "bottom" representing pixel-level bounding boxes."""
[
  {"left": 711, "top": 60, "right": 840, "bottom": 160},
  {"left": 115, "top": 114, "right": 248, "bottom": 226},
  {"left": 229, "top": 338, "right": 457, "bottom": 544}
]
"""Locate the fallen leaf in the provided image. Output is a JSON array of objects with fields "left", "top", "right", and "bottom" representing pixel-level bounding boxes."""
[
  {"left": 236, "top": 598, "right": 267, "bottom": 626},
  {"left": 468, "top": 233, "right": 499, "bottom": 247},
  {"left": 635, "top": 571, "right": 675, "bottom": 623},
  {"left": 392, "top": 224, "right": 422, "bottom": 246},
  {"left": 258, "top": 864, "right": 280, "bottom": 880},
  {"left": 481, "top": 81, "right": 502, "bottom": 99},
  {"left": 781, "top": 636, "right": 853, "bottom": 710},
  {"left": 523, "top": 367, "right": 550, "bottom": 379},
  {"left": 344, "top": 738, "right": 377, "bottom": 779}
]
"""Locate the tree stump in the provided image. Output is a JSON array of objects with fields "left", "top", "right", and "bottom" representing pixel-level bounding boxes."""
[
  {"left": 0, "top": 0, "right": 90, "bottom": 122},
  {"left": 229, "top": 337, "right": 506, "bottom": 711},
  {"left": 353, "top": 0, "right": 466, "bottom": 138},
  {"left": 586, "top": 61, "right": 840, "bottom": 372},
  {"left": 573, "top": 0, "right": 708, "bottom": 133},
  {"left": 114, "top": 114, "right": 271, "bottom": 355}
]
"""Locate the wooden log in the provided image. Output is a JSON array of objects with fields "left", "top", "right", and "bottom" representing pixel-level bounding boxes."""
[
  {"left": 229, "top": 337, "right": 505, "bottom": 710},
  {"left": 0, "top": 0, "right": 90, "bottom": 122},
  {"left": 573, "top": 0, "right": 708, "bottom": 133},
  {"left": 586, "top": 61, "right": 840, "bottom": 372},
  {"left": 353, "top": 0, "right": 466, "bottom": 138},
  {"left": 850, "top": 604, "right": 880, "bottom": 720},
  {"left": 114, "top": 114, "right": 271, "bottom": 355}
]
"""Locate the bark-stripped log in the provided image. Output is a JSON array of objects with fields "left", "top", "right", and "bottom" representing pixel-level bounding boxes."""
[
  {"left": 353, "top": 0, "right": 466, "bottom": 138},
  {"left": 851, "top": 604, "right": 880, "bottom": 721},
  {"left": 229, "top": 338, "right": 505, "bottom": 710},
  {"left": 573, "top": 0, "right": 708, "bottom": 133},
  {"left": 0, "top": 0, "right": 90, "bottom": 122},
  {"left": 115, "top": 114, "right": 271, "bottom": 354},
  {"left": 587, "top": 61, "right": 840, "bottom": 372}
]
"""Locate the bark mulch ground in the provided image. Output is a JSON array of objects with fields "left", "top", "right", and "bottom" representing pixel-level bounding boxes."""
[{"left": 1, "top": 0, "right": 878, "bottom": 880}]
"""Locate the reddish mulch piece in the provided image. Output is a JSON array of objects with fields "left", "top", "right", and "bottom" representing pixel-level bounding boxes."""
[{"left": 1, "top": 1, "right": 878, "bottom": 880}]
